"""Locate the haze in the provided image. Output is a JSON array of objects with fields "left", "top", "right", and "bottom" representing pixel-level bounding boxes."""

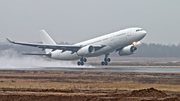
[{"left": 0, "top": 0, "right": 180, "bottom": 45}]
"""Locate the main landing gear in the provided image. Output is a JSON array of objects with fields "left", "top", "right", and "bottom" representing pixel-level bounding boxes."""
[
  {"left": 101, "top": 54, "right": 111, "bottom": 65},
  {"left": 77, "top": 57, "right": 87, "bottom": 66}
]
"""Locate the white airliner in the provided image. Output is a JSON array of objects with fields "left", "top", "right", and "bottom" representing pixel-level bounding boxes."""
[{"left": 6, "top": 27, "right": 146, "bottom": 66}]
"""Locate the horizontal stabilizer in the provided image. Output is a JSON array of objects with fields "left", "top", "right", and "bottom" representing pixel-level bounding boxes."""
[{"left": 22, "top": 53, "right": 51, "bottom": 57}]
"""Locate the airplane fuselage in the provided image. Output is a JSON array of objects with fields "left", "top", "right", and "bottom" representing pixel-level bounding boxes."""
[{"left": 50, "top": 27, "right": 146, "bottom": 60}]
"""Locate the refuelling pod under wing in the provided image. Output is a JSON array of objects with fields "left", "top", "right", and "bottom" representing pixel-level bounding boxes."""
[
  {"left": 118, "top": 45, "right": 137, "bottom": 56},
  {"left": 77, "top": 45, "right": 95, "bottom": 56}
]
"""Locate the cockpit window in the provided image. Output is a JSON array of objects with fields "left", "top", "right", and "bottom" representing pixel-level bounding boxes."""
[{"left": 136, "top": 29, "right": 143, "bottom": 32}]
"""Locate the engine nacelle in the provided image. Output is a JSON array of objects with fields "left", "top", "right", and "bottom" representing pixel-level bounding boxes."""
[
  {"left": 118, "top": 45, "right": 137, "bottom": 56},
  {"left": 77, "top": 45, "right": 95, "bottom": 56}
]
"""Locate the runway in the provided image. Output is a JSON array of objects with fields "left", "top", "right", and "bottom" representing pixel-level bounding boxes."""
[{"left": 2, "top": 66, "right": 180, "bottom": 73}]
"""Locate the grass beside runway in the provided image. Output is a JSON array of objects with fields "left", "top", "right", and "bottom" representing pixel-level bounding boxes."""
[{"left": 0, "top": 70, "right": 180, "bottom": 92}]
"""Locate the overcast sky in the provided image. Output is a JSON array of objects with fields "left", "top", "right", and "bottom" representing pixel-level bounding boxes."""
[{"left": 0, "top": 0, "right": 180, "bottom": 45}]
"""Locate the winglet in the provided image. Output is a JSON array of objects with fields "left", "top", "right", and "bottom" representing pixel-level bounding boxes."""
[{"left": 6, "top": 38, "right": 14, "bottom": 43}]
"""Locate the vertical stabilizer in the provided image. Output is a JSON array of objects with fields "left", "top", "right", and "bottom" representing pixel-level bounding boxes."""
[{"left": 39, "top": 30, "right": 57, "bottom": 54}]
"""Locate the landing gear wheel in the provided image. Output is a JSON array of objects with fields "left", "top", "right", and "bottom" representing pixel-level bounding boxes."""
[
  {"left": 80, "top": 57, "right": 87, "bottom": 62},
  {"left": 77, "top": 61, "right": 81, "bottom": 66},
  {"left": 101, "top": 61, "right": 105, "bottom": 65},
  {"left": 83, "top": 58, "right": 87, "bottom": 62},
  {"left": 77, "top": 61, "right": 84, "bottom": 66},
  {"left": 81, "top": 62, "right": 84, "bottom": 66},
  {"left": 107, "top": 58, "right": 111, "bottom": 62},
  {"left": 78, "top": 57, "right": 87, "bottom": 66},
  {"left": 101, "top": 53, "right": 111, "bottom": 66},
  {"left": 104, "top": 62, "right": 108, "bottom": 65}
]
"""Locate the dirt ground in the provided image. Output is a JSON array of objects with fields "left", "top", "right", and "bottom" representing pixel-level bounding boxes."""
[
  {"left": 0, "top": 70, "right": 180, "bottom": 101},
  {"left": 0, "top": 87, "right": 179, "bottom": 101}
]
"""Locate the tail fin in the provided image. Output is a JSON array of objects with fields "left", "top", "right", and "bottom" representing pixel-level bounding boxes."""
[{"left": 39, "top": 30, "right": 57, "bottom": 54}]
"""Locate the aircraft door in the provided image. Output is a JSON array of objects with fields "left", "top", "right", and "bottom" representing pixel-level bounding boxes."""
[
  {"left": 110, "top": 34, "right": 114, "bottom": 41},
  {"left": 126, "top": 29, "right": 131, "bottom": 39},
  {"left": 127, "top": 29, "right": 131, "bottom": 36}
]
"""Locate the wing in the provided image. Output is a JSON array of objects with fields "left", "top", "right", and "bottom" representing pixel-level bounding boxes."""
[
  {"left": 6, "top": 38, "right": 81, "bottom": 52},
  {"left": 6, "top": 38, "right": 106, "bottom": 52}
]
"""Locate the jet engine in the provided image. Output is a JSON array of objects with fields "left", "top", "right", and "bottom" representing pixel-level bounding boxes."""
[
  {"left": 118, "top": 45, "right": 137, "bottom": 56},
  {"left": 77, "top": 45, "right": 95, "bottom": 56}
]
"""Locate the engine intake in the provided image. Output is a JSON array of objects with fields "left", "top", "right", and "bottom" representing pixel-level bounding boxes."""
[{"left": 130, "top": 46, "right": 137, "bottom": 52}]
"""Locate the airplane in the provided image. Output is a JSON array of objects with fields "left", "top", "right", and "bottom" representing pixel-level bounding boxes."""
[{"left": 6, "top": 27, "right": 146, "bottom": 66}]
